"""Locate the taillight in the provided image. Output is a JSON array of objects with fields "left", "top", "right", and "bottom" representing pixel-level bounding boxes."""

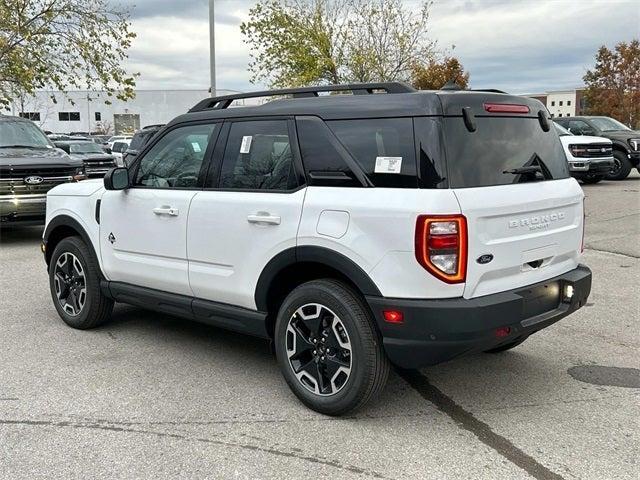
[{"left": 415, "top": 215, "right": 467, "bottom": 284}]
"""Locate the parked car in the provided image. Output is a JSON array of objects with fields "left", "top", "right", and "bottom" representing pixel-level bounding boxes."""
[
  {"left": 110, "top": 139, "right": 131, "bottom": 166},
  {"left": 123, "top": 124, "right": 165, "bottom": 167},
  {"left": 53, "top": 140, "right": 118, "bottom": 178},
  {"left": 104, "top": 135, "right": 132, "bottom": 153},
  {"left": 554, "top": 116, "right": 640, "bottom": 180},
  {"left": 42, "top": 83, "right": 592, "bottom": 415},
  {"left": 0, "top": 115, "right": 84, "bottom": 226},
  {"left": 554, "top": 123, "right": 613, "bottom": 184}
]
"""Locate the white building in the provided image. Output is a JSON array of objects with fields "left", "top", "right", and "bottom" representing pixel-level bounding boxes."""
[
  {"left": 7, "top": 89, "right": 240, "bottom": 134},
  {"left": 524, "top": 89, "right": 587, "bottom": 119}
]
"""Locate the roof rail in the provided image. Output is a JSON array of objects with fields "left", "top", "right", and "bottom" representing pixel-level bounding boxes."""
[{"left": 188, "top": 82, "right": 416, "bottom": 112}]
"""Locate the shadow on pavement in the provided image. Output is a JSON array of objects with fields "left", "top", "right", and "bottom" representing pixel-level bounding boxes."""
[{"left": 0, "top": 225, "right": 43, "bottom": 245}]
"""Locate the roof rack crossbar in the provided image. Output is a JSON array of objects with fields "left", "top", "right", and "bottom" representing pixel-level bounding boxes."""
[{"left": 189, "top": 82, "right": 416, "bottom": 112}]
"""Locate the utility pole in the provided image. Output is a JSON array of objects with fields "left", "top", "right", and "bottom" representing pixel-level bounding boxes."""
[{"left": 209, "top": 0, "right": 216, "bottom": 97}]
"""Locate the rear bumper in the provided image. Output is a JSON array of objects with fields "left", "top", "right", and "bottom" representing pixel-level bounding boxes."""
[
  {"left": 0, "top": 194, "right": 46, "bottom": 225},
  {"left": 366, "top": 265, "right": 592, "bottom": 368}
]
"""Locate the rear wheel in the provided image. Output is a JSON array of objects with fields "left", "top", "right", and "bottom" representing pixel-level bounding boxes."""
[
  {"left": 274, "top": 279, "right": 389, "bottom": 416},
  {"left": 49, "top": 236, "right": 113, "bottom": 329},
  {"left": 581, "top": 174, "right": 605, "bottom": 184},
  {"left": 606, "top": 151, "right": 632, "bottom": 180}
]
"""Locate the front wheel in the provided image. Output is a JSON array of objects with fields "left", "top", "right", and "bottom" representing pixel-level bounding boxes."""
[
  {"left": 606, "top": 151, "right": 632, "bottom": 180},
  {"left": 49, "top": 236, "right": 113, "bottom": 329},
  {"left": 274, "top": 279, "right": 389, "bottom": 416}
]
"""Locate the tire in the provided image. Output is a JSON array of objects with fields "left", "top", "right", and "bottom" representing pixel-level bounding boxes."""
[
  {"left": 581, "top": 174, "right": 605, "bottom": 184},
  {"left": 274, "top": 279, "right": 389, "bottom": 416},
  {"left": 484, "top": 336, "right": 528, "bottom": 353},
  {"left": 606, "top": 151, "right": 632, "bottom": 180},
  {"left": 49, "top": 236, "right": 113, "bottom": 329}
]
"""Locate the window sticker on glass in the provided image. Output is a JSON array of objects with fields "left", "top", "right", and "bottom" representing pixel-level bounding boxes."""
[
  {"left": 374, "top": 156, "right": 402, "bottom": 174},
  {"left": 191, "top": 142, "right": 202, "bottom": 153},
  {"left": 240, "top": 135, "right": 253, "bottom": 154}
]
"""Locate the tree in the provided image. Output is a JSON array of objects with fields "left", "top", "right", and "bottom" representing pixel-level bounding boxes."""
[
  {"left": 411, "top": 56, "right": 469, "bottom": 90},
  {"left": 240, "top": 0, "right": 437, "bottom": 88},
  {"left": 583, "top": 39, "right": 640, "bottom": 129},
  {"left": 0, "top": 0, "right": 138, "bottom": 108}
]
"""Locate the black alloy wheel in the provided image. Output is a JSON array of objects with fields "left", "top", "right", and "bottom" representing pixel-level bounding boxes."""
[
  {"left": 285, "top": 303, "right": 352, "bottom": 396},
  {"left": 53, "top": 251, "right": 87, "bottom": 316}
]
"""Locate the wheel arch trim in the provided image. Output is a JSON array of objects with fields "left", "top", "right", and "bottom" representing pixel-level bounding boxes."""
[
  {"left": 43, "top": 215, "right": 100, "bottom": 270},
  {"left": 254, "top": 245, "right": 382, "bottom": 312}
]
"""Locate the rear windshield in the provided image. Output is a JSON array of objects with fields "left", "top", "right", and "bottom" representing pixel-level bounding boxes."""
[{"left": 443, "top": 117, "right": 570, "bottom": 188}]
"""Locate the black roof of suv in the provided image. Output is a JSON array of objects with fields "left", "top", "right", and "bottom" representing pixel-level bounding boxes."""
[
  {"left": 134, "top": 82, "right": 566, "bottom": 191},
  {"left": 176, "top": 82, "right": 548, "bottom": 124}
]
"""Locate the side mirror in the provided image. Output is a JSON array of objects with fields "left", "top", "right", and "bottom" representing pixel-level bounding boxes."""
[{"left": 104, "top": 167, "right": 130, "bottom": 190}]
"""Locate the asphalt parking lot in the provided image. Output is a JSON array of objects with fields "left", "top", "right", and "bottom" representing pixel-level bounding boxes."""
[{"left": 1, "top": 173, "right": 638, "bottom": 480}]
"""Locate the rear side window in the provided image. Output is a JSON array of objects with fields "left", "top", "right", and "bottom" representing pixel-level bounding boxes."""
[
  {"left": 443, "top": 117, "right": 570, "bottom": 188},
  {"left": 327, "top": 118, "right": 417, "bottom": 188},
  {"left": 218, "top": 120, "right": 297, "bottom": 191}
]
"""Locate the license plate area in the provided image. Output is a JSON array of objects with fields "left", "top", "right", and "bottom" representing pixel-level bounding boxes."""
[{"left": 519, "top": 281, "right": 561, "bottom": 318}]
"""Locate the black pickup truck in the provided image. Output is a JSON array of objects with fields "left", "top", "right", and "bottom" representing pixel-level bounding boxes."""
[{"left": 0, "top": 115, "right": 84, "bottom": 226}]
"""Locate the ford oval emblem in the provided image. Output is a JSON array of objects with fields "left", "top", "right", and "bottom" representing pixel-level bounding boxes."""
[
  {"left": 24, "top": 175, "right": 44, "bottom": 185},
  {"left": 477, "top": 254, "right": 494, "bottom": 264}
]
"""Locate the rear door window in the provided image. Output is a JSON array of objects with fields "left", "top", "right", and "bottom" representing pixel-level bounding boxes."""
[
  {"left": 443, "top": 117, "right": 570, "bottom": 188},
  {"left": 217, "top": 120, "right": 298, "bottom": 191},
  {"left": 327, "top": 118, "right": 417, "bottom": 188}
]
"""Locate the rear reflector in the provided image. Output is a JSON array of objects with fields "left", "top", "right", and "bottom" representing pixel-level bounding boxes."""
[
  {"left": 415, "top": 215, "right": 467, "bottom": 284},
  {"left": 383, "top": 310, "right": 404, "bottom": 324},
  {"left": 483, "top": 103, "right": 530, "bottom": 114},
  {"left": 495, "top": 327, "right": 511, "bottom": 338}
]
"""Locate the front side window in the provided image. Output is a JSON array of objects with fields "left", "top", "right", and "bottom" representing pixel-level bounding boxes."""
[
  {"left": 135, "top": 123, "right": 217, "bottom": 188},
  {"left": 327, "top": 118, "right": 417, "bottom": 188},
  {"left": 218, "top": 120, "right": 297, "bottom": 190}
]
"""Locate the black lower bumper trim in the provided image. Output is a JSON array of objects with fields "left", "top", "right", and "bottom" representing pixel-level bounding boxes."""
[{"left": 366, "top": 265, "right": 592, "bottom": 368}]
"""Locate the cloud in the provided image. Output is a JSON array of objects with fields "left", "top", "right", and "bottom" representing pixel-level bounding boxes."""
[{"left": 122, "top": 0, "right": 640, "bottom": 94}]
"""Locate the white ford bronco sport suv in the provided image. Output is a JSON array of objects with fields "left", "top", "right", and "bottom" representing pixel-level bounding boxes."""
[{"left": 43, "top": 83, "right": 592, "bottom": 415}]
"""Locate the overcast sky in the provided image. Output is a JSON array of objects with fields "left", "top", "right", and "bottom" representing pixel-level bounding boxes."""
[{"left": 123, "top": 0, "right": 640, "bottom": 94}]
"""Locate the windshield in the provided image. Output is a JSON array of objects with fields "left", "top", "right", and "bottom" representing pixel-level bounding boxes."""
[
  {"left": 589, "top": 117, "right": 631, "bottom": 132},
  {"left": 443, "top": 117, "right": 570, "bottom": 188},
  {"left": 554, "top": 123, "right": 572, "bottom": 136},
  {"left": 69, "top": 142, "right": 104, "bottom": 154},
  {"left": 0, "top": 120, "right": 52, "bottom": 148}
]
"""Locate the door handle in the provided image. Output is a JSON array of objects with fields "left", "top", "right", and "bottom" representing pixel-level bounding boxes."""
[
  {"left": 153, "top": 206, "right": 179, "bottom": 216},
  {"left": 247, "top": 213, "right": 281, "bottom": 225}
]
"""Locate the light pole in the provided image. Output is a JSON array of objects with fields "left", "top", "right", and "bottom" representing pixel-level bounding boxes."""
[{"left": 209, "top": 0, "right": 216, "bottom": 97}]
